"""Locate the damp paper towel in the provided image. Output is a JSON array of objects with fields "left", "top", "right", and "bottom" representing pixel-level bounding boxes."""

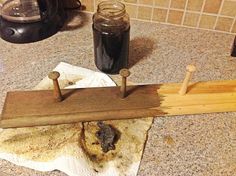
[{"left": 0, "top": 62, "right": 153, "bottom": 176}]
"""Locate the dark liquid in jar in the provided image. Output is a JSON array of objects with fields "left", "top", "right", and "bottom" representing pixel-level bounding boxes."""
[{"left": 93, "top": 25, "right": 130, "bottom": 74}]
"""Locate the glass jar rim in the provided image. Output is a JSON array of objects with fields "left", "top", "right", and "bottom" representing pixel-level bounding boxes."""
[
  {"left": 0, "top": 0, "right": 41, "bottom": 23},
  {"left": 97, "top": 0, "right": 126, "bottom": 18}
]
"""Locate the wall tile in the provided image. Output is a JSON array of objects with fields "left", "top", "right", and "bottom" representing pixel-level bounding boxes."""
[
  {"left": 199, "top": 15, "right": 217, "bottom": 29},
  {"left": 203, "top": 0, "right": 222, "bottom": 14},
  {"left": 139, "top": 0, "right": 154, "bottom": 5},
  {"left": 78, "top": 0, "right": 236, "bottom": 34},
  {"left": 221, "top": 0, "right": 236, "bottom": 17},
  {"left": 183, "top": 12, "right": 200, "bottom": 27},
  {"left": 154, "top": 0, "right": 170, "bottom": 7},
  {"left": 168, "top": 10, "right": 184, "bottom": 24},
  {"left": 138, "top": 6, "right": 152, "bottom": 20},
  {"left": 125, "top": 4, "right": 137, "bottom": 18},
  {"left": 153, "top": 8, "right": 168, "bottom": 22},
  {"left": 124, "top": 0, "right": 138, "bottom": 3},
  {"left": 80, "top": 0, "right": 94, "bottom": 12},
  {"left": 170, "top": 0, "right": 187, "bottom": 9},
  {"left": 215, "top": 17, "right": 234, "bottom": 32},
  {"left": 187, "top": 0, "right": 204, "bottom": 12},
  {"left": 95, "top": 0, "right": 102, "bottom": 8}
]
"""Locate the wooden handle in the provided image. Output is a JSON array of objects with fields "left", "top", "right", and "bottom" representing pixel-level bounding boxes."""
[
  {"left": 48, "top": 71, "right": 63, "bottom": 102},
  {"left": 119, "top": 69, "right": 131, "bottom": 98},
  {"left": 179, "top": 65, "right": 196, "bottom": 95}
]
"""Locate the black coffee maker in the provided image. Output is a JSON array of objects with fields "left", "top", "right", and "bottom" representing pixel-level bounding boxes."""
[{"left": 0, "top": 0, "right": 66, "bottom": 43}]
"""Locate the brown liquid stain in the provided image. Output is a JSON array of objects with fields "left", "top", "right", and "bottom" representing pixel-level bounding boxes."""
[
  {"left": 164, "top": 135, "right": 175, "bottom": 146},
  {"left": 0, "top": 123, "right": 82, "bottom": 161},
  {"left": 78, "top": 119, "right": 153, "bottom": 173},
  {"left": 0, "top": 118, "right": 153, "bottom": 174},
  {"left": 0, "top": 77, "right": 154, "bottom": 174}
]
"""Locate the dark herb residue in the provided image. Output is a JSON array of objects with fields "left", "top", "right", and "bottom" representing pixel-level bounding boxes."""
[{"left": 96, "top": 121, "right": 120, "bottom": 153}]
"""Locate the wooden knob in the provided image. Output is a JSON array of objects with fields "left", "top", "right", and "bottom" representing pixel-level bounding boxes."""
[
  {"left": 119, "top": 69, "right": 131, "bottom": 78},
  {"left": 179, "top": 65, "right": 196, "bottom": 95},
  {"left": 48, "top": 71, "right": 60, "bottom": 80},
  {"left": 119, "top": 69, "right": 130, "bottom": 98},
  {"left": 186, "top": 65, "right": 196, "bottom": 72},
  {"left": 48, "top": 71, "right": 63, "bottom": 102}
]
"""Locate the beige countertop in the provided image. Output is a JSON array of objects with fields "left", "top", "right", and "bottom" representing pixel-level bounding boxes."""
[{"left": 0, "top": 11, "right": 236, "bottom": 176}]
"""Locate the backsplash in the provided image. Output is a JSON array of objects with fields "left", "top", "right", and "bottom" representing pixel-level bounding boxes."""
[
  {"left": 0, "top": 0, "right": 235, "bottom": 34},
  {"left": 79, "top": 0, "right": 236, "bottom": 34}
]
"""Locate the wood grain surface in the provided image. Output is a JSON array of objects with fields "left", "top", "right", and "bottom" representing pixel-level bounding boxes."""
[{"left": 1, "top": 80, "right": 236, "bottom": 128}]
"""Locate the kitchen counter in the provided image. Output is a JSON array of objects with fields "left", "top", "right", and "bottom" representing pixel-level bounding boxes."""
[{"left": 0, "top": 11, "right": 236, "bottom": 176}]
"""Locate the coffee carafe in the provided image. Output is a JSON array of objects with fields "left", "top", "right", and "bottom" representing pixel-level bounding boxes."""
[{"left": 0, "top": 0, "right": 66, "bottom": 43}]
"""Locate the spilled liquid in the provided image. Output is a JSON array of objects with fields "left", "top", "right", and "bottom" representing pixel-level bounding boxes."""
[{"left": 0, "top": 118, "right": 153, "bottom": 174}]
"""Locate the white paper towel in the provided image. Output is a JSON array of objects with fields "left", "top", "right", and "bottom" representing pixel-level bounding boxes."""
[
  {"left": 35, "top": 62, "right": 116, "bottom": 90},
  {"left": 0, "top": 62, "right": 152, "bottom": 176}
]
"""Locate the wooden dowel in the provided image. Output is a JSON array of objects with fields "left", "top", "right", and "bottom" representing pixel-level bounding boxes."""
[
  {"left": 48, "top": 71, "right": 63, "bottom": 102},
  {"left": 179, "top": 65, "right": 196, "bottom": 95},
  {"left": 119, "top": 69, "right": 131, "bottom": 98},
  {"left": 121, "top": 77, "right": 126, "bottom": 98}
]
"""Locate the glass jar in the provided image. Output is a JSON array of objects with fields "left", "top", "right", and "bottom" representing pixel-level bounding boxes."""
[
  {"left": 93, "top": 0, "right": 130, "bottom": 74},
  {"left": 0, "top": 0, "right": 41, "bottom": 23}
]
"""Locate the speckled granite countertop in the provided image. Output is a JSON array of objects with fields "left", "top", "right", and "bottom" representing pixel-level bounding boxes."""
[{"left": 0, "top": 11, "right": 236, "bottom": 176}]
